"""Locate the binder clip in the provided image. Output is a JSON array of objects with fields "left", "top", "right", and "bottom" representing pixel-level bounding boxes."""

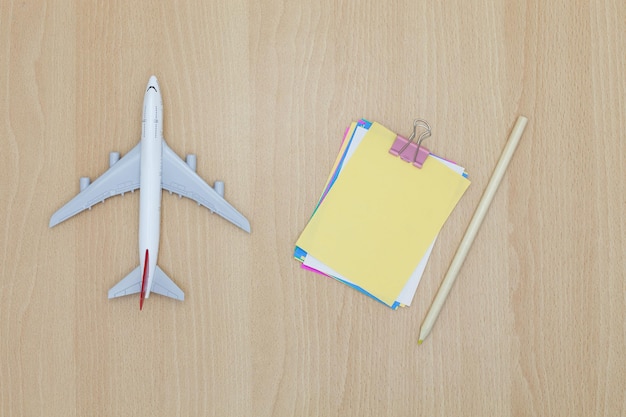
[{"left": 389, "top": 119, "right": 432, "bottom": 168}]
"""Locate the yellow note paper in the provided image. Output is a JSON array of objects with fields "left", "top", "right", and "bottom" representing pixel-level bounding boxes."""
[{"left": 296, "top": 122, "right": 470, "bottom": 305}]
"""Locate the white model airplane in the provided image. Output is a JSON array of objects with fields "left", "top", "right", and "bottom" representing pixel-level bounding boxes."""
[{"left": 50, "top": 75, "right": 250, "bottom": 309}]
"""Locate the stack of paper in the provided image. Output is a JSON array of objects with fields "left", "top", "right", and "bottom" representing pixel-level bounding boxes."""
[{"left": 294, "top": 120, "right": 471, "bottom": 309}]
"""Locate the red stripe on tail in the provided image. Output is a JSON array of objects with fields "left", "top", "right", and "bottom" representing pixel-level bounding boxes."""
[{"left": 140, "top": 249, "right": 149, "bottom": 310}]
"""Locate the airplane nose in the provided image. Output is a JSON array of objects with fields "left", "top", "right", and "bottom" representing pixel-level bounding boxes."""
[{"left": 147, "top": 75, "right": 159, "bottom": 92}]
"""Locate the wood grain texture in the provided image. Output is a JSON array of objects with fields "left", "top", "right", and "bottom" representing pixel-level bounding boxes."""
[{"left": 1, "top": 1, "right": 624, "bottom": 416}]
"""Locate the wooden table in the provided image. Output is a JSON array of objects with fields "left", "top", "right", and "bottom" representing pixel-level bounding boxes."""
[{"left": 1, "top": 2, "right": 624, "bottom": 416}]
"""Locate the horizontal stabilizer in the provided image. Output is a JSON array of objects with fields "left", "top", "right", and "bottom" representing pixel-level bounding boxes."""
[
  {"left": 108, "top": 266, "right": 142, "bottom": 298},
  {"left": 108, "top": 265, "right": 184, "bottom": 301},
  {"left": 151, "top": 266, "right": 184, "bottom": 300}
]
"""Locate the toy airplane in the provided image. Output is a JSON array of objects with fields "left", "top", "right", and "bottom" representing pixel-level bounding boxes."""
[{"left": 50, "top": 75, "right": 250, "bottom": 309}]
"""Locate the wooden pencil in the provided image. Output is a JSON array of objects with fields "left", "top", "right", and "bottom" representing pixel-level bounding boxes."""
[{"left": 418, "top": 115, "right": 528, "bottom": 344}]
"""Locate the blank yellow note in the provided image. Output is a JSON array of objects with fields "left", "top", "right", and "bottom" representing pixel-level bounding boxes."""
[{"left": 296, "top": 122, "right": 470, "bottom": 305}]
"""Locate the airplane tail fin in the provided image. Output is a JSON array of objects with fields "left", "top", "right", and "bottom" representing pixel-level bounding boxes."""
[
  {"left": 140, "top": 250, "right": 149, "bottom": 310},
  {"left": 108, "top": 265, "right": 184, "bottom": 302}
]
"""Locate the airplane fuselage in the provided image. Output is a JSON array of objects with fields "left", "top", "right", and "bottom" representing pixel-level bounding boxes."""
[{"left": 139, "top": 76, "right": 163, "bottom": 305}]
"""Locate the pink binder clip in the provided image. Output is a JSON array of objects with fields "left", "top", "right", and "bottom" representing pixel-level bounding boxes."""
[{"left": 389, "top": 119, "right": 432, "bottom": 168}]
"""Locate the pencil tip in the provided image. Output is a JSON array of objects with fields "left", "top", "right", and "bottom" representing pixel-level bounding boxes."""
[{"left": 418, "top": 339, "right": 423, "bottom": 345}]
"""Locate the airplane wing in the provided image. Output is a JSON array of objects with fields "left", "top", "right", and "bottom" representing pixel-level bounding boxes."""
[
  {"left": 161, "top": 141, "right": 251, "bottom": 232},
  {"left": 49, "top": 143, "right": 142, "bottom": 228}
]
